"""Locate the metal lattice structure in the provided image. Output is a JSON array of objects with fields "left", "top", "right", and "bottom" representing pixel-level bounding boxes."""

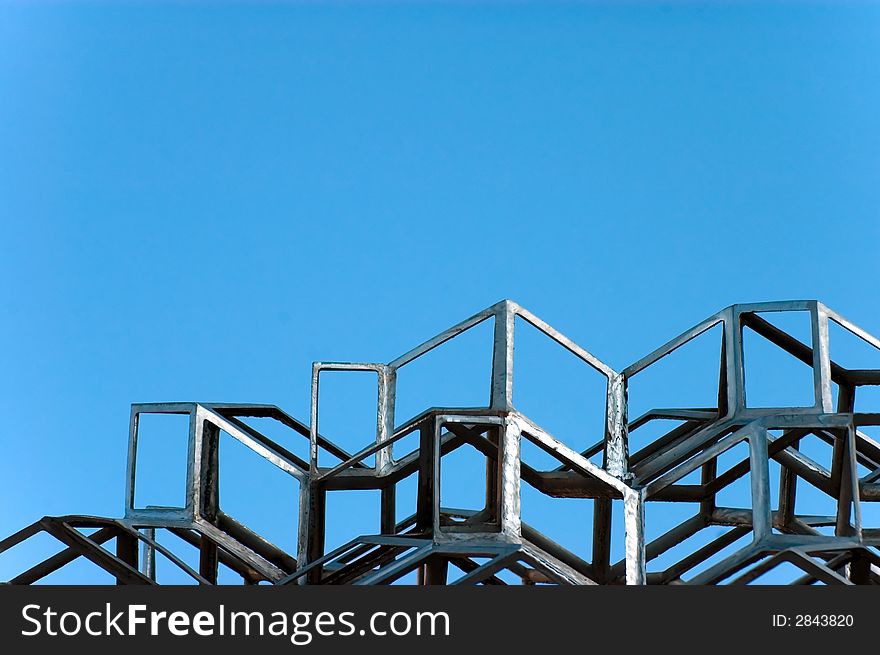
[{"left": 3, "top": 299, "right": 880, "bottom": 585}]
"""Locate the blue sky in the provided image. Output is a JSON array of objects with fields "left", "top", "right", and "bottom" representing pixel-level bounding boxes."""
[{"left": 1, "top": 1, "right": 879, "bottom": 583}]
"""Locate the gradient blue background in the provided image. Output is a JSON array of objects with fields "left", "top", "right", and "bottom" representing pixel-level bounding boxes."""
[{"left": 2, "top": 1, "right": 879, "bottom": 583}]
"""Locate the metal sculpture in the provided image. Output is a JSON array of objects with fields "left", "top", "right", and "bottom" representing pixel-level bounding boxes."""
[{"left": 2, "top": 300, "right": 880, "bottom": 585}]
